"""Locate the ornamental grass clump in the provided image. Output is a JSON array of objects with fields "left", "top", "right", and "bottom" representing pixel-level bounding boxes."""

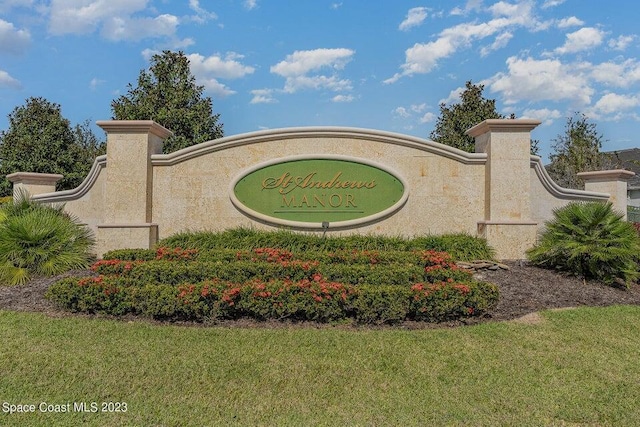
[
  {"left": 527, "top": 202, "right": 640, "bottom": 286},
  {"left": 0, "top": 195, "right": 95, "bottom": 286}
]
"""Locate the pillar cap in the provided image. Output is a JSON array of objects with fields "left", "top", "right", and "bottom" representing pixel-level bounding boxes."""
[
  {"left": 97, "top": 120, "right": 173, "bottom": 139},
  {"left": 466, "top": 119, "right": 541, "bottom": 138},
  {"left": 577, "top": 169, "right": 635, "bottom": 181},
  {"left": 6, "top": 172, "right": 63, "bottom": 184}
]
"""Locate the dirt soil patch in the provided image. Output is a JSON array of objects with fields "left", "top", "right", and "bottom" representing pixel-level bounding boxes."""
[{"left": 1, "top": 261, "right": 640, "bottom": 328}]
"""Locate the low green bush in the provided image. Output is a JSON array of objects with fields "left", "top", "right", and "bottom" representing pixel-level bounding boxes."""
[
  {"left": 409, "top": 233, "right": 495, "bottom": 260},
  {"left": 157, "top": 228, "right": 494, "bottom": 260},
  {"left": 410, "top": 281, "right": 499, "bottom": 322},
  {"left": 46, "top": 276, "right": 499, "bottom": 324},
  {"left": 0, "top": 195, "right": 94, "bottom": 285},
  {"left": 350, "top": 285, "right": 411, "bottom": 324},
  {"left": 527, "top": 202, "right": 640, "bottom": 286},
  {"left": 101, "top": 248, "right": 157, "bottom": 261},
  {"left": 90, "top": 256, "right": 472, "bottom": 287}
]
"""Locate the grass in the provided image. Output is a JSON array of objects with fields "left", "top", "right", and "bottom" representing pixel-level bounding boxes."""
[{"left": 2, "top": 306, "right": 640, "bottom": 426}]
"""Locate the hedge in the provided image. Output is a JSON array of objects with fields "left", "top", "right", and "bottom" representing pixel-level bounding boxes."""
[
  {"left": 90, "top": 257, "right": 473, "bottom": 287},
  {"left": 46, "top": 276, "right": 499, "bottom": 324},
  {"left": 155, "top": 228, "right": 495, "bottom": 261}
]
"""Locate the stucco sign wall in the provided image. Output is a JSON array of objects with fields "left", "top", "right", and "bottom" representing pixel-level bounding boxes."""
[
  {"left": 17, "top": 119, "right": 631, "bottom": 259},
  {"left": 230, "top": 155, "right": 408, "bottom": 229}
]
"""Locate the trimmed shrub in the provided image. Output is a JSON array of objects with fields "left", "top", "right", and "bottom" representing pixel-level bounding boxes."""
[
  {"left": 158, "top": 227, "right": 494, "bottom": 260},
  {"left": 90, "top": 257, "right": 471, "bottom": 288},
  {"left": 350, "top": 285, "right": 411, "bottom": 324},
  {"left": 101, "top": 248, "right": 157, "bottom": 261},
  {"left": 409, "top": 281, "right": 499, "bottom": 322},
  {"left": 409, "top": 233, "right": 495, "bottom": 260},
  {"left": 46, "top": 275, "right": 499, "bottom": 324},
  {"left": 527, "top": 202, "right": 640, "bottom": 286}
]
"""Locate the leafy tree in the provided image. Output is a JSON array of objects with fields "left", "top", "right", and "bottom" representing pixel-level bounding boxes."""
[
  {"left": 547, "top": 113, "right": 603, "bottom": 189},
  {"left": 429, "top": 81, "right": 540, "bottom": 155},
  {"left": 430, "top": 81, "right": 504, "bottom": 153},
  {"left": 0, "top": 97, "right": 104, "bottom": 196},
  {"left": 111, "top": 50, "right": 223, "bottom": 153},
  {"left": 66, "top": 120, "right": 107, "bottom": 188}
]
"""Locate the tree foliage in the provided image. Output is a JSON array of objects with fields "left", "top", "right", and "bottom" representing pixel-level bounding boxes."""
[
  {"left": 0, "top": 97, "right": 105, "bottom": 197},
  {"left": 429, "top": 81, "right": 504, "bottom": 153},
  {"left": 547, "top": 113, "right": 603, "bottom": 189},
  {"left": 111, "top": 50, "right": 223, "bottom": 153}
]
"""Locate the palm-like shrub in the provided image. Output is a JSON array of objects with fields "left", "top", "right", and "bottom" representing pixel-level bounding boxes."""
[
  {"left": 527, "top": 202, "right": 640, "bottom": 286},
  {"left": 0, "top": 196, "right": 94, "bottom": 285}
]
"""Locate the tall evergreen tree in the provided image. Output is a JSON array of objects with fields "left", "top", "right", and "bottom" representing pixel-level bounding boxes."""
[
  {"left": 547, "top": 113, "right": 603, "bottom": 189},
  {"left": 111, "top": 50, "right": 223, "bottom": 153},
  {"left": 430, "top": 81, "right": 504, "bottom": 153},
  {"left": 0, "top": 97, "right": 103, "bottom": 196}
]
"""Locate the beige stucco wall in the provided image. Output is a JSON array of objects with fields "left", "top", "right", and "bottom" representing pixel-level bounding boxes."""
[
  {"left": 529, "top": 157, "right": 609, "bottom": 227},
  {"left": 151, "top": 129, "right": 487, "bottom": 240},
  {"left": 25, "top": 120, "right": 633, "bottom": 259},
  {"left": 32, "top": 157, "right": 108, "bottom": 236}
]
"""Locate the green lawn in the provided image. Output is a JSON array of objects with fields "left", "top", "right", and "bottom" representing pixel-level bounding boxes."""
[{"left": 1, "top": 306, "right": 639, "bottom": 426}]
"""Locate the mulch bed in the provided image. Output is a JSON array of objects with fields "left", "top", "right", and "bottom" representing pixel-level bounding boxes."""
[{"left": 1, "top": 261, "right": 640, "bottom": 328}]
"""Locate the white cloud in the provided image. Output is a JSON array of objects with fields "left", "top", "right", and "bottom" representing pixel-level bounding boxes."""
[
  {"left": 250, "top": 89, "right": 277, "bottom": 104},
  {"left": 48, "top": 0, "right": 181, "bottom": 42},
  {"left": 542, "top": 0, "right": 566, "bottom": 8},
  {"left": 399, "top": 7, "right": 428, "bottom": 31},
  {"left": 554, "top": 27, "right": 605, "bottom": 55},
  {"left": 332, "top": 94, "right": 354, "bottom": 102},
  {"left": 556, "top": 16, "right": 584, "bottom": 28},
  {"left": 49, "top": 0, "right": 148, "bottom": 35},
  {"left": 394, "top": 107, "right": 410, "bottom": 118},
  {"left": 244, "top": 0, "right": 257, "bottom": 10},
  {"left": 591, "top": 59, "right": 640, "bottom": 88},
  {"left": 330, "top": 3, "right": 343, "bottom": 10},
  {"left": 489, "top": 56, "right": 593, "bottom": 105},
  {"left": 393, "top": 103, "right": 433, "bottom": 123},
  {"left": 188, "top": 52, "right": 255, "bottom": 80},
  {"left": 0, "top": 69, "right": 21, "bottom": 89},
  {"left": 420, "top": 112, "right": 436, "bottom": 123},
  {"left": 271, "top": 48, "right": 354, "bottom": 77},
  {"left": 89, "top": 77, "right": 105, "bottom": 90},
  {"left": 480, "top": 31, "right": 513, "bottom": 56},
  {"left": 440, "top": 86, "right": 466, "bottom": 105},
  {"left": 609, "top": 35, "right": 635, "bottom": 51},
  {"left": 186, "top": 52, "right": 254, "bottom": 97},
  {"left": 0, "top": 19, "right": 31, "bottom": 54},
  {"left": 386, "top": 1, "right": 541, "bottom": 83},
  {"left": 591, "top": 93, "right": 640, "bottom": 116},
  {"left": 271, "top": 48, "right": 355, "bottom": 94},
  {"left": 102, "top": 14, "right": 178, "bottom": 41},
  {"left": 281, "top": 75, "right": 352, "bottom": 94},
  {"left": 188, "top": 0, "right": 217, "bottom": 23},
  {"left": 450, "top": 0, "right": 482, "bottom": 16},
  {"left": 521, "top": 108, "right": 562, "bottom": 126},
  {"left": 141, "top": 48, "right": 159, "bottom": 61},
  {"left": 198, "top": 78, "right": 235, "bottom": 97}
]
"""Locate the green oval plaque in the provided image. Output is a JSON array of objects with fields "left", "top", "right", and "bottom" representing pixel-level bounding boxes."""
[{"left": 230, "top": 156, "right": 408, "bottom": 229}]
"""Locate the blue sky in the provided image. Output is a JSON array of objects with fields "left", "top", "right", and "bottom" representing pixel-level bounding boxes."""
[{"left": 0, "top": 0, "right": 639, "bottom": 162}]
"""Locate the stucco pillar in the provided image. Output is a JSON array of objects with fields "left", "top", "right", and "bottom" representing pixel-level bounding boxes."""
[
  {"left": 467, "top": 119, "right": 541, "bottom": 259},
  {"left": 7, "top": 172, "right": 63, "bottom": 199},
  {"left": 95, "top": 120, "right": 172, "bottom": 257},
  {"left": 577, "top": 169, "right": 634, "bottom": 220}
]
